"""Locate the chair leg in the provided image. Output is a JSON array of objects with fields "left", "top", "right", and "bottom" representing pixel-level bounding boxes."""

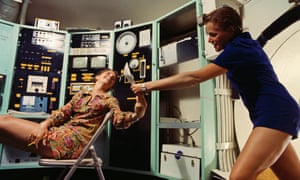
[
  {"left": 95, "top": 166, "right": 105, "bottom": 180},
  {"left": 90, "top": 146, "right": 105, "bottom": 180},
  {"left": 64, "top": 165, "right": 79, "bottom": 180},
  {"left": 57, "top": 167, "right": 69, "bottom": 180},
  {"left": 62, "top": 146, "right": 105, "bottom": 180}
]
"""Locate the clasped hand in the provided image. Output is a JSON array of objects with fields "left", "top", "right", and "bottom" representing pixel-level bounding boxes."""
[
  {"left": 28, "top": 123, "right": 49, "bottom": 149},
  {"left": 131, "top": 83, "right": 144, "bottom": 95}
]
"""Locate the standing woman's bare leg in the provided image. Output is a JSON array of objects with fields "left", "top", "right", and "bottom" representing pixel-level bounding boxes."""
[
  {"left": 0, "top": 115, "right": 53, "bottom": 157},
  {"left": 230, "top": 127, "right": 292, "bottom": 180},
  {"left": 271, "top": 143, "right": 300, "bottom": 179}
]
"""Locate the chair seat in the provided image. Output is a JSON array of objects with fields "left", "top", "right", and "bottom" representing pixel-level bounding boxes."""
[
  {"left": 38, "top": 110, "right": 113, "bottom": 180},
  {"left": 39, "top": 157, "right": 103, "bottom": 166}
]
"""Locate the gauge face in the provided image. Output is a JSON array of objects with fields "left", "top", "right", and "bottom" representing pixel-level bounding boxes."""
[
  {"left": 116, "top": 31, "right": 137, "bottom": 54},
  {"left": 129, "top": 59, "right": 139, "bottom": 69}
]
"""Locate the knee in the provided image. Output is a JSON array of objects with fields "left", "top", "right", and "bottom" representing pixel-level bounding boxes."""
[
  {"left": 0, "top": 114, "right": 11, "bottom": 121},
  {"left": 0, "top": 115, "right": 12, "bottom": 127}
]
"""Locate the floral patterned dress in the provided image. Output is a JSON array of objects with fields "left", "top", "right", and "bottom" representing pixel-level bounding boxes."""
[{"left": 45, "top": 90, "right": 138, "bottom": 159}]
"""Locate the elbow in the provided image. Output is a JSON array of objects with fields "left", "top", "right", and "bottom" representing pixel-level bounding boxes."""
[{"left": 136, "top": 107, "right": 147, "bottom": 120}]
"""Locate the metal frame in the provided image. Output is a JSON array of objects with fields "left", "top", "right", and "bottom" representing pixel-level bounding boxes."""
[{"left": 39, "top": 110, "right": 113, "bottom": 180}]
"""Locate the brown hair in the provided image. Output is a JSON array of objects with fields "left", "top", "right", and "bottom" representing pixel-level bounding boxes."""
[
  {"left": 199, "top": 6, "right": 242, "bottom": 36},
  {"left": 95, "top": 68, "right": 118, "bottom": 77}
]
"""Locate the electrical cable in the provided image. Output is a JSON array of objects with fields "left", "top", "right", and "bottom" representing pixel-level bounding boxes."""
[{"left": 215, "top": 74, "right": 238, "bottom": 173}]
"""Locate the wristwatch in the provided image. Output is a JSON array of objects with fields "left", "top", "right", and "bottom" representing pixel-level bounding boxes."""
[{"left": 141, "top": 83, "right": 148, "bottom": 95}]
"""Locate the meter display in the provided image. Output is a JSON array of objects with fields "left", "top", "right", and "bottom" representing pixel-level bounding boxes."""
[{"left": 65, "top": 32, "right": 112, "bottom": 102}]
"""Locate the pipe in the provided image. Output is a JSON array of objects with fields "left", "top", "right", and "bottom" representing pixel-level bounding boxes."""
[{"left": 19, "top": 0, "right": 31, "bottom": 25}]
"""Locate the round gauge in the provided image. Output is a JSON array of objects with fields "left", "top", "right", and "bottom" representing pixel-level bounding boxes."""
[
  {"left": 129, "top": 59, "right": 139, "bottom": 69},
  {"left": 116, "top": 31, "right": 137, "bottom": 54}
]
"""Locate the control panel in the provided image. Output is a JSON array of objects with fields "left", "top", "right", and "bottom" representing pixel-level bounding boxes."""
[
  {"left": 9, "top": 28, "right": 66, "bottom": 114},
  {"left": 110, "top": 23, "right": 153, "bottom": 171},
  {"left": 113, "top": 25, "right": 152, "bottom": 103},
  {"left": 66, "top": 32, "right": 112, "bottom": 102}
]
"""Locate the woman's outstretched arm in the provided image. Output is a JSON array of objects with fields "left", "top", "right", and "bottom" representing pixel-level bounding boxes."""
[{"left": 131, "top": 63, "right": 227, "bottom": 94}]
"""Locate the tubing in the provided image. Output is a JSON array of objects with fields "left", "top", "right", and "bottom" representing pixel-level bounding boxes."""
[{"left": 19, "top": 0, "right": 31, "bottom": 25}]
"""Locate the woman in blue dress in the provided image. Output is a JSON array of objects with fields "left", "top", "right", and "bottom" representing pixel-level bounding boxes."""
[{"left": 131, "top": 6, "right": 300, "bottom": 179}]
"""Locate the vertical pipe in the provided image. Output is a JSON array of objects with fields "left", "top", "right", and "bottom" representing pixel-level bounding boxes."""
[{"left": 19, "top": 0, "right": 30, "bottom": 25}]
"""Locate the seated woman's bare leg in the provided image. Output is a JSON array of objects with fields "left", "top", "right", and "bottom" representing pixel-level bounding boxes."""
[{"left": 0, "top": 115, "right": 53, "bottom": 158}]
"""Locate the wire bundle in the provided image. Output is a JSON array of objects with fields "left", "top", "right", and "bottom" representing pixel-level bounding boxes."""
[{"left": 215, "top": 74, "right": 238, "bottom": 172}]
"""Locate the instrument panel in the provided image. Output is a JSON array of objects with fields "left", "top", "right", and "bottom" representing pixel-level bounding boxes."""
[
  {"left": 9, "top": 28, "right": 65, "bottom": 114},
  {"left": 65, "top": 32, "right": 112, "bottom": 102},
  {"left": 110, "top": 23, "right": 153, "bottom": 171}
]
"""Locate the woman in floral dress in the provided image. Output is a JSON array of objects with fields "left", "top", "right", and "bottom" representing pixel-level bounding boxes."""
[{"left": 0, "top": 68, "right": 147, "bottom": 159}]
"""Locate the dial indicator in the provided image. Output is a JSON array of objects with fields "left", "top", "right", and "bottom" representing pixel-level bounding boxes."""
[{"left": 116, "top": 31, "right": 137, "bottom": 54}]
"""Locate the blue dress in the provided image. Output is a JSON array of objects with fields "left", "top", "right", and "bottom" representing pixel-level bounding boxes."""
[{"left": 213, "top": 32, "right": 300, "bottom": 138}]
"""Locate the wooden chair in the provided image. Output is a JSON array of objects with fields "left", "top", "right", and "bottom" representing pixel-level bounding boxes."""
[{"left": 39, "top": 110, "right": 113, "bottom": 180}]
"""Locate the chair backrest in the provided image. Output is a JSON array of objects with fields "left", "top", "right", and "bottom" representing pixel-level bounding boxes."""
[{"left": 76, "top": 110, "right": 113, "bottom": 160}]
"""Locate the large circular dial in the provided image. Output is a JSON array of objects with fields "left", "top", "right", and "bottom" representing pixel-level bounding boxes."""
[{"left": 116, "top": 31, "right": 137, "bottom": 54}]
